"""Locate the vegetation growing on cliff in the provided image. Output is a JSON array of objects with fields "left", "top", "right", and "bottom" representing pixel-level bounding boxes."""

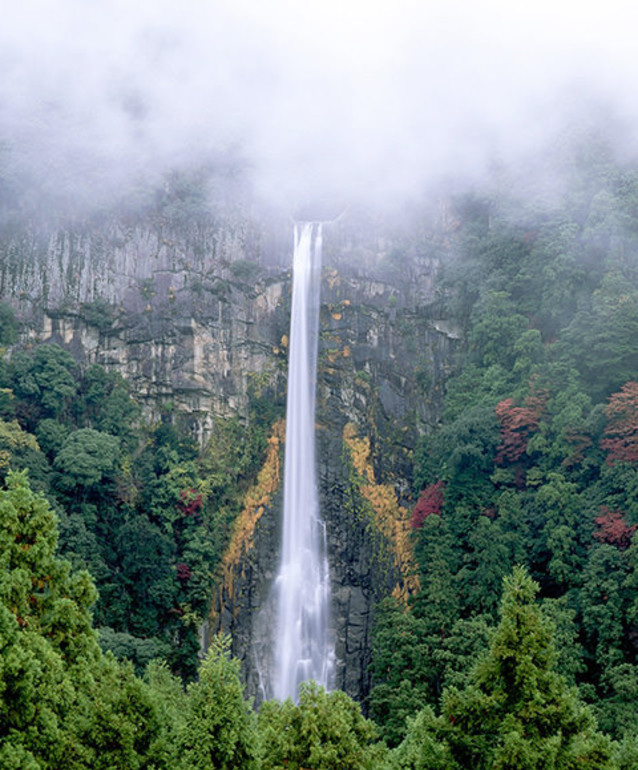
[
  {"left": 1, "top": 473, "right": 627, "bottom": 767},
  {"left": 0, "top": 330, "right": 283, "bottom": 679},
  {"left": 370, "top": 134, "right": 638, "bottom": 756},
  {"left": 1, "top": 128, "right": 638, "bottom": 766},
  {"left": 343, "top": 422, "right": 419, "bottom": 604}
]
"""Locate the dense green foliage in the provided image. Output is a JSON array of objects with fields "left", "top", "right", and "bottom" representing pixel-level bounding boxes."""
[
  {"left": 0, "top": 330, "right": 281, "bottom": 679},
  {"left": 0, "top": 471, "right": 375, "bottom": 767},
  {"left": 259, "top": 681, "right": 384, "bottom": 770},
  {"left": 1, "top": 472, "right": 626, "bottom": 767},
  {"left": 2, "top": 131, "right": 638, "bottom": 767},
  {"left": 0, "top": 470, "right": 165, "bottom": 768},
  {"left": 177, "top": 635, "right": 259, "bottom": 769},
  {"left": 371, "top": 135, "right": 638, "bottom": 755},
  {"left": 390, "top": 568, "right": 615, "bottom": 769},
  {"left": 0, "top": 472, "right": 266, "bottom": 768}
]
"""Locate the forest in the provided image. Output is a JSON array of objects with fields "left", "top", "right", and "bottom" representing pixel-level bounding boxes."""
[{"left": 1, "top": 131, "right": 638, "bottom": 768}]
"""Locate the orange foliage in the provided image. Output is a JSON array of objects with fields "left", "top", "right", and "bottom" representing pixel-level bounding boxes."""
[
  {"left": 343, "top": 423, "right": 420, "bottom": 603},
  {"left": 211, "top": 421, "right": 284, "bottom": 624}
]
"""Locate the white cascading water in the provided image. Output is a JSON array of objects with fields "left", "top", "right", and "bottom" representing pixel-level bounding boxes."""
[{"left": 273, "top": 222, "right": 334, "bottom": 702}]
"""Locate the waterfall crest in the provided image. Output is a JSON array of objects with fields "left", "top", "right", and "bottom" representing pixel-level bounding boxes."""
[{"left": 272, "top": 222, "right": 334, "bottom": 702}]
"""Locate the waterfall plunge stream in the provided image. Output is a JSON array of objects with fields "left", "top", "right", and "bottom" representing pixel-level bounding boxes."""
[{"left": 272, "top": 222, "right": 334, "bottom": 702}]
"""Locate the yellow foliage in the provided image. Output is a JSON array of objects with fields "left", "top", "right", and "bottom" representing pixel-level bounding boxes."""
[
  {"left": 326, "top": 267, "right": 340, "bottom": 289},
  {"left": 0, "top": 420, "right": 40, "bottom": 470},
  {"left": 212, "top": 419, "right": 418, "bottom": 627},
  {"left": 323, "top": 332, "right": 350, "bottom": 363},
  {"left": 0, "top": 449, "right": 11, "bottom": 470},
  {"left": 343, "top": 423, "right": 419, "bottom": 603},
  {"left": 0, "top": 419, "right": 39, "bottom": 451},
  {"left": 212, "top": 420, "right": 285, "bottom": 623}
]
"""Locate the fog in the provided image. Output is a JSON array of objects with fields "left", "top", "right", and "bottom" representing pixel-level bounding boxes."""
[{"left": 2, "top": 0, "right": 638, "bottom": 214}]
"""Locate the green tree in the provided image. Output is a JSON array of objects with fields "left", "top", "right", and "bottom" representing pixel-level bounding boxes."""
[
  {"left": 115, "top": 514, "right": 177, "bottom": 637},
  {"left": 0, "top": 470, "right": 165, "bottom": 768},
  {"left": 442, "top": 363, "right": 512, "bottom": 421},
  {"left": 53, "top": 428, "right": 119, "bottom": 491},
  {"left": 393, "top": 567, "right": 616, "bottom": 769},
  {"left": 595, "top": 663, "right": 638, "bottom": 740},
  {"left": 10, "top": 344, "right": 77, "bottom": 426},
  {"left": 0, "top": 470, "right": 94, "bottom": 765},
  {"left": 468, "top": 290, "right": 529, "bottom": 370},
  {"left": 411, "top": 514, "right": 460, "bottom": 636},
  {"left": 69, "top": 654, "right": 165, "bottom": 770},
  {"left": 78, "top": 364, "right": 140, "bottom": 446},
  {"left": 0, "top": 418, "right": 48, "bottom": 488},
  {"left": 144, "top": 659, "right": 188, "bottom": 767},
  {"left": 456, "top": 516, "right": 512, "bottom": 618},
  {"left": 259, "top": 680, "right": 385, "bottom": 770},
  {"left": 388, "top": 707, "right": 456, "bottom": 770},
  {"left": 580, "top": 544, "right": 627, "bottom": 676},
  {"left": 369, "top": 598, "right": 433, "bottom": 747},
  {"left": 97, "top": 627, "right": 168, "bottom": 675},
  {"left": 562, "top": 273, "right": 638, "bottom": 399},
  {"left": 528, "top": 472, "right": 591, "bottom": 590},
  {"left": 177, "top": 634, "right": 258, "bottom": 770},
  {"left": 433, "top": 614, "right": 494, "bottom": 692},
  {"left": 35, "top": 417, "right": 69, "bottom": 460}
]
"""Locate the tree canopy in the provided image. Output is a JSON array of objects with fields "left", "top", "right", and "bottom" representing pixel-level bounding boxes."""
[{"left": 391, "top": 568, "right": 615, "bottom": 770}]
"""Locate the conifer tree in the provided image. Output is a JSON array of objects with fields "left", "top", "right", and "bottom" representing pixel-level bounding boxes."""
[
  {"left": 259, "top": 680, "right": 384, "bottom": 770},
  {"left": 0, "top": 470, "right": 98, "bottom": 767},
  {"left": 392, "top": 566, "right": 616, "bottom": 770},
  {"left": 0, "top": 470, "right": 165, "bottom": 769},
  {"left": 177, "top": 633, "right": 259, "bottom": 770}
]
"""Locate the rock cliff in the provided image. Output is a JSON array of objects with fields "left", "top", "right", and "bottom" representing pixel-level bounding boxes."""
[{"left": 0, "top": 200, "right": 460, "bottom": 704}]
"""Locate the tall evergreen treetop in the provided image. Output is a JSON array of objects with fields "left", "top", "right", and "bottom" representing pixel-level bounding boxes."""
[
  {"left": 393, "top": 567, "right": 616, "bottom": 770},
  {"left": 442, "top": 566, "right": 614, "bottom": 769}
]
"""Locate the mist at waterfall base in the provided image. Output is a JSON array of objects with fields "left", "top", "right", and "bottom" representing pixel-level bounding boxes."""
[{"left": 267, "top": 222, "right": 334, "bottom": 702}]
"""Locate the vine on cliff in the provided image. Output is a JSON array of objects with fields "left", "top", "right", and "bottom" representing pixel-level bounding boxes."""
[
  {"left": 342, "top": 422, "right": 419, "bottom": 603},
  {"left": 212, "top": 420, "right": 284, "bottom": 618}
]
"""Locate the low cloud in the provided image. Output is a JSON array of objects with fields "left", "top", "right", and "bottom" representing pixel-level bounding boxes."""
[{"left": 2, "top": 0, "right": 638, "bottom": 214}]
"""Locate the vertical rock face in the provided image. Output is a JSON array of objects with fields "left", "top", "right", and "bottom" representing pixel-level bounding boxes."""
[
  {"left": 212, "top": 216, "right": 461, "bottom": 705},
  {"left": 0, "top": 203, "right": 460, "bottom": 705},
  {"left": 0, "top": 209, "right": 292, "bottom": 442}
]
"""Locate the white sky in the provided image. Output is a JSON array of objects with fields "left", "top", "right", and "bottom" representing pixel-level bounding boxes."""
[{"left": 2, "top": 0, "right": 638, "bottom": 209}]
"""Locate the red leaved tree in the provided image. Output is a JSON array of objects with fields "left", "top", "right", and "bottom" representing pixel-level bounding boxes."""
[
  {"left": 600, "top": 381, "right": 638, "bottom": 466},
  {"left": 411, "top": 480, "right": 445, "bottom": 529},
  {"left": 593, "top": 507, "right": 636, "bottom": 550},
  {"left": 495, "top": 390, "right": 545, "bottom": 465},
  {"left": 176, "top": 562, "right": 192, "bottom": 585},
  {"left": 177, "top": 488, "right": 204, "bottom": 519}
]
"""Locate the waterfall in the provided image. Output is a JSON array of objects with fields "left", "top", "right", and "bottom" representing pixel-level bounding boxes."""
[{"left": 272, "top": 221, "right": 334, "bottom": 702}]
